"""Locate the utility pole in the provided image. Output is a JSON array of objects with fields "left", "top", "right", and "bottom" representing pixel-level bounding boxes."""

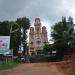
[{"left": 10, "top": 23, "right": 19, "bottom": 56}]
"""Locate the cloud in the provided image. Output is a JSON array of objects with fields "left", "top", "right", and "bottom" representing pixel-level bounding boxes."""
[
  {"left": 0, "top": 0, "right": 29, "bottom": 20},
  {"left": 0, "top": 0, "right": 75, "bottom": 22},
  {"left": 0, "top": 0, "right": 75, "bottom": 41}
]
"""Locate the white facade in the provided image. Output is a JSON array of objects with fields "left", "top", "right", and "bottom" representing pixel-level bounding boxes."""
[{"left": 29, "top": 18, "right": 48, "bottom": 55}]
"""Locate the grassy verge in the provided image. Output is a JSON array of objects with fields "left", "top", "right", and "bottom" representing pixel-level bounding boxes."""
[{"left": 0, "top": 61, "right": 19, "bottom": 70}]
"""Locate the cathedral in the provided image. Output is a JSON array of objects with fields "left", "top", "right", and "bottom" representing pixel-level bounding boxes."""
[{"left": 29, "top": 17, "right": 48, "bottom": 55}]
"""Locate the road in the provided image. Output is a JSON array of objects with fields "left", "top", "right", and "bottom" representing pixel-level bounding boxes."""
[{"left": 0, "top": 63, "right": 66, "bottom": 75}]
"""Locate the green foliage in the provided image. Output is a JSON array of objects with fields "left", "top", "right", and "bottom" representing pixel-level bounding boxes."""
[
  {"left": 9, "top": 22, "right": 20, "bottom": 55},
  {"left": 43, "top": 44, "right": 52, "bottom": 54},
  {"left": 51, "top": 16, "right": 75, "bottom": 60},
  {"left": 0, "top": 21, "right": 10, "bottom": 36},
  {"left": 51, "top": 16, "right": 74, "bottom": 49},
  {"left": 0, "top": 61, "right": 19, "bottom": 70},
  {"left": 0, "top": 16, "right": 30, "bottom": 56},
  {"left": 16, "top": 17, "right": 30, "bottom": 29},
  {"left": 13, "top": 58, "right": 21, "bottom": 63},
  {"left": 16, "top": 17, "right": 30, "bottom": 55}
]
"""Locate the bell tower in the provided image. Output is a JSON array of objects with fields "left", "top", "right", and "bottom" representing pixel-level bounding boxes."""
[
  {"left": 34, "top": 17, "right": 43, "bottom": 54},
  {"left": 34, "top": 17, "right": 41, "bottom": 33}
]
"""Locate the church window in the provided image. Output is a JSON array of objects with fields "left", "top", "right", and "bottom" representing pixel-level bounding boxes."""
[
  {"left": 30, "top": 42, "right": 33, "bottom": 44},
  {"left": 43, "top": 33, "right": 47, "bottom": 37},
  {"left": 36, "top": 28, "right": 39, "bottom": 31},
  {"left": 36, "top": 41, "right": 41, "bottom": 44},
  {"left": 37, "top": 37, "right": 40, "bottom": 39},
  {"left": 37, "top": 28, "right": 39, "bottom": 31},
  {"left": 44, "top": 41, "right": 47, "bottom": 44},
  {"left": 30, "top": 47, "right": 34, "bottom": 50},
  {"left": 31, "top": 35, "right": 34, "bottom": 38}
]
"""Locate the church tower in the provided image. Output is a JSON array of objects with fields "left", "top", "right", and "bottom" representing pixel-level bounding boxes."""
[
  {"left": 29, "top": 17, "right": 48, "bottom": 55},
  {"left": 34, "top": 18, "right": 43, "bottom": 54},
  {"left": 42, "top": 26, "right": 48, "bottom": 45}
]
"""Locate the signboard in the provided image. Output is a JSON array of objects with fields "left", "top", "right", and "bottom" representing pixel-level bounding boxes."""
[{"left": 0, "top": 36, "right": 10, "bottom": 49}]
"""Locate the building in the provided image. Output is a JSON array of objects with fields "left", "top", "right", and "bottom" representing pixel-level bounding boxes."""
[{"left": 29, "top": 17, "right": 48, "bottom": 55}]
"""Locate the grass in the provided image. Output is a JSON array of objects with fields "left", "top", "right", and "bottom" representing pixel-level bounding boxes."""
[{"left": 0, "top": 61, "right": 19, "bottom": 70}]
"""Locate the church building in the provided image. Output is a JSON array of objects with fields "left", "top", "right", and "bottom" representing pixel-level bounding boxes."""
[{"left": 29, "top": 17, "right": 48, "bottom": 55}]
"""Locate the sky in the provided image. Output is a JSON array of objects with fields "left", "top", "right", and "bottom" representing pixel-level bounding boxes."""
[{"left": 0, "top": 0, "right": 75, "bottom": 42}]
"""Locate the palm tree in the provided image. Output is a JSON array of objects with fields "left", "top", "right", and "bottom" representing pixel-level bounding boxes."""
[{"left": 51, "top": 17, "right": 74, "bottom": 60}]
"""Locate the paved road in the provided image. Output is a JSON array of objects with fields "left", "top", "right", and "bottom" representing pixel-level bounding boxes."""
[{"left": 0, "top": 63, "right": 66, "bottom": 75}]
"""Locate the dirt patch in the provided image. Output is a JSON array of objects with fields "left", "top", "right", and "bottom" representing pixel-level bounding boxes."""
[
  {"left": 0, "top": 63, "right": 66, "bottom": 75},
  {"left": 56, "top": 60, "right": 75, "bottom": 75}
]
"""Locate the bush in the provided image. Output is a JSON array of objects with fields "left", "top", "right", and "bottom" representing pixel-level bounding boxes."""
[{"left": 13, "top": 57, "right": 21, "bottom": 63}]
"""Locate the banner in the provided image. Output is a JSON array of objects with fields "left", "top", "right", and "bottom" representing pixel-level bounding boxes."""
[{"left": 0, "top": 36, "right": 10, "bottom": 49}]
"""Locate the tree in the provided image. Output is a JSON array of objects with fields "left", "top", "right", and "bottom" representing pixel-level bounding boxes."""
[
  {"left": 0, "top": 21, "right": 10, "bottom": 36},
  {"left": 0, "top": 21, "right": 20, "bottom": 55},
  {"left": 51, "top": 16, "right": 74, "bottom": 60},
  {"left": 42, "top": 44, "right": 53, "bottom": 54},
  {"left": 16, "top": 17, "right": 30, "bottom": 55},
  {"left": 0, "top": 17, "right": 30, "bottom": 56}
]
